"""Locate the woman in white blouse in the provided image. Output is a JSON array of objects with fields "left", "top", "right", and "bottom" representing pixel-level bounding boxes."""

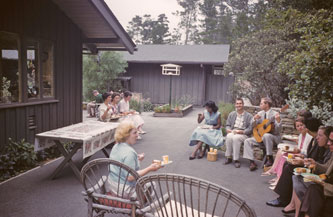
[{"left": 99, "top": 92, "right": 113, "bottom": 122}]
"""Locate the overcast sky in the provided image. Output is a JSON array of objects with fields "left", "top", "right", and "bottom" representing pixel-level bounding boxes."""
[{"left": 105, "top": 0, "right": 181, "bottom": 31}]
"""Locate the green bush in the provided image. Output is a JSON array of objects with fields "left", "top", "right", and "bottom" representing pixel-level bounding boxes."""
[
  {"left": 0, "top": 138, "right": 38, "bottom": 181},
  {"left": 129, "top": 99, "right": 141, "bottom": 113},
  {"left": 142, "top": 99, "right": 154, "bottom": 112},
  {"left": 129, "top": 97, "right": 155, "bottom": 113},
  {"left": 218, "top": 102, "right": 235, "bottom": 136},
  {"left": 218, "top": 102, "right": 235, "bottom": 126}
]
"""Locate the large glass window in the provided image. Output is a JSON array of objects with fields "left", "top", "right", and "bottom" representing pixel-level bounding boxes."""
[
  {"left": 0, "top": 32, "right": 20, "bottom": 103},
  {"left": 0, "top": 31, "right": 55, "bottom": 105},
  {"left": 27, "top": 41, "right": 40, "bottom": 99},
  {"left": 41, "top": 41, "right": 54, "bottom": 97}
]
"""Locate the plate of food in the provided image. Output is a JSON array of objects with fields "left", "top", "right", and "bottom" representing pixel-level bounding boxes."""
[
  {"left": 152, "top": 160, "right": 173, "bottom": 166},
  {"left": 109, "top": 115, "right": 121, "bottom": 121},
  {"left": 199, "top": 125, "right": 212, "bottom": 129},
  {"left": 278, "top": 143, "right": 295, "bottom": 152},
  {"left": 293, "top": 167, "right": 310, "bottom": 175},
  {"left": 301, "top": 173, "right": 321, "bottom": 182}
]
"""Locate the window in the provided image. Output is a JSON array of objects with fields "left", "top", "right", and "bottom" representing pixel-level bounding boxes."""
[
  {"left": 41, "top": 41, "right": 54, "bottom": 97},
  {"left": 27, "top": 40, "right": 40, "bottom": 99},
  {"left": 0, "top": 32, "right": 20, "bottom": 103},
  {"left": 0, "top": 31, "right": 55, "bottom": 105}
]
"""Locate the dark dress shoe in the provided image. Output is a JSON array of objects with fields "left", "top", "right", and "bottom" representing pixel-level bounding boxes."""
[
  {"left": 282, "top": 209, "right": 295, "bottom": 214},
  {"left": 249, "top": 162, "right": 257, "bottom": 171},
  {"left": 224, "top": 158, "right": 232, "bottom": 165},
  {"left": 265, "top": 160, "right": 273, "bottom": 167},
  {"left": 266, "top": 198, "right": 287, "bottom": 207},
  {"left": 189, "top": 156, "right": 196, "bottom": 160},
  {"left": 234, "top": 160, "right": 241, "bottom": 168}
]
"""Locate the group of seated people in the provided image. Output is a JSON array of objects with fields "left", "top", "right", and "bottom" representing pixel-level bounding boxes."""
[
  {"left": 188, "top": 97, "right": 333, "bottom": 217},
  {"left": 98, "top": 90, "right": 146, "bottom": 138}
]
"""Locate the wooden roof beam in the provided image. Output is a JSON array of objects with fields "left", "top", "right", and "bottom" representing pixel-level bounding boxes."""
[
  {"left": 83, "top": 38, "right": 121, "bottom": 44},
  {"left": 83, "top": 43, "right": 98, "bottom": 54}
]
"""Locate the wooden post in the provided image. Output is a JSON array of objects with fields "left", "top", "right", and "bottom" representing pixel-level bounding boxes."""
[
  {"left": 169, "top": 75, "right": 172, "bottom": 106},
  {"left": 201, "top": 64, "right": 207, "bottom": 105}
]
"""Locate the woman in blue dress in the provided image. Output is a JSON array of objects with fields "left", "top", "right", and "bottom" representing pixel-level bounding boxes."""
[{"left": 189, "top": 101, "right": 224, "bottom": 160}]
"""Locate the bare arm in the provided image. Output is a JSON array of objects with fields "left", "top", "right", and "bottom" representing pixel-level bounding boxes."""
[
  {"left": 100, "top": 104, "right": 111, "bottom": 121},
  {"left": 197, "top": 113, "right": 205, "bottom": 123},
  {"left": 127, "top": 163, "right": 161, "bottom": 182},
  {"left": 212, "top": 115, "right": 221, "bottom": 129}
]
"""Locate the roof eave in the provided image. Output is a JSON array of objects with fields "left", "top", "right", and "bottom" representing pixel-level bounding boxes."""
[
  {"left": 89, "top": 0, "right": 136, "bottom": 54},
  {"left": 126, "top": 60, "right": 227, "bottom": 65}
]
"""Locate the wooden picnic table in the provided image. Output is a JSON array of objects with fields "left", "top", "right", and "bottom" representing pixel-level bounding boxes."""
[{"left": 35, "top": 120, "right": 119, "bottom": 180}]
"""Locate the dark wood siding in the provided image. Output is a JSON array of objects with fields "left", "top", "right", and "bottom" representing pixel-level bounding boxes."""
[
  {"left": 0, "top": 0, "right": 83, "bottom": 148},
  {"left": 124, "top": 63, "right": 234, "bottom": 106},
  {"left": 205, "top": 65, "right": 234, "bottom": 104}
]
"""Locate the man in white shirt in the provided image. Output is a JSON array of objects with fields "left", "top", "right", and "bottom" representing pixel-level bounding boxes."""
[
  {"left": 224, "top": 98, "right": 253, "bottom": 168},
  {"left": 243, "top": 97, "right": 282, "bottom": 171},
  {"left": 119, "top": 91, "right": 146, "bottom": 136}
]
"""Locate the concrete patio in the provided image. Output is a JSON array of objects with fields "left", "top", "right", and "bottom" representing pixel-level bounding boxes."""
[{"left": 0, "top": 108, "right": 287, "bottom": 217}]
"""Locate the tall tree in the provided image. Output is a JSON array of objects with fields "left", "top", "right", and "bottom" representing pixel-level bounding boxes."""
[
  {"left": 174, "top": 0, "right": 200, "bottom": 45},
  {"left": 83, "top": 52, "right": 127, "bottom": 101},
  {"left": 127, "top": 15, "right": 143, "bottom": 44},
  {"left": 151, "top": 14, "right": 171, "bottom": 44},
  {"left": 199, "top": 0, "right": 219, "bottom": 44},
  {"left": 224, "top": 28, "right": 296, "bottom": 106},
  {"left": 127, "top": 14, "right": 171, "bottom": 44}
]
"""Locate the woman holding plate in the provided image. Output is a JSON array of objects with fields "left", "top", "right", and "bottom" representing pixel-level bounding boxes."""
[
  {"left": 262, "top": 118, "right": 313, "bottom": 187},
  {"left": 189, "top": 101, "right": 224, "bottom": 160}
]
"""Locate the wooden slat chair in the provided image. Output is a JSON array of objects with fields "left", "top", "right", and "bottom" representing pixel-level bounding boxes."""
[
  {"left": 136, "top": 173, "right": 257, "bottom": 217},
  {"left": 80, "top": 158, "right": 141, "bottom": 217}
]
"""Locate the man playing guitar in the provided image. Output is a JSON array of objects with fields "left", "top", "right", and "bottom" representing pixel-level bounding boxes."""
[{"left": 243, "top": 97, "right": 282, "bottom": 171}]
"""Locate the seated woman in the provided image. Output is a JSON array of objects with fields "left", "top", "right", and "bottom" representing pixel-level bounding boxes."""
[
  {"left": 110, "top": 92, "right": 121, "bottom": 114},
  {"left": 98, "top": 92, "right": 113, "bottom": 122},
  {"left": 282, "top": 127, "right": 333, "bottom": 216},
  {"left": 189, "top": 101, "right": 224, "bottom": 160},
  {"left": 106, "top": 121, "right": 162, "bottom": 198},
  {"left": 263, "top": 118, "right": 312, "bottom": 188},
  {"left": 118, "top": 91, "right": 145, "bottom": 135}
]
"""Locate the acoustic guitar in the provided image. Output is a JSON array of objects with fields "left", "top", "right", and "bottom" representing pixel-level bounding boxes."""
[{"left": 253, "top": 104, "right": 289, "bottom": 143}]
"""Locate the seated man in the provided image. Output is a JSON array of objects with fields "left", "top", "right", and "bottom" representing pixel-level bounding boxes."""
[
  {"left": 224, "top": 98, "right": 253, "bottom": 168},
  {"left": 266, "top": 120, "right": 332, "bottom": 207},
  {"left": 87, "top": 90, "right": 103, "bottom": 117},
  {"left": 243, "top": 97, "right": 282, "bottom": 171}
]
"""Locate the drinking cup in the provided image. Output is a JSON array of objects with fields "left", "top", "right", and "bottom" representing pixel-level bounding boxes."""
[{"left": 162, "top": 155, "right": 169, "bottom": 164}]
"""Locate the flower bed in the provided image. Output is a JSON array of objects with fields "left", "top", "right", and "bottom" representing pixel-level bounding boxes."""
[{"left": 153, "top": 104, "right": 193, "bottom": 117}]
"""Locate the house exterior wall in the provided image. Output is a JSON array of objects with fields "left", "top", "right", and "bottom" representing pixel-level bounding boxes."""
[
  {"left": 0, "top": 0, "right": 83, "bottom": 147},
  {"left": 123, "top": 63, "right": 234, "bottom": 106}
]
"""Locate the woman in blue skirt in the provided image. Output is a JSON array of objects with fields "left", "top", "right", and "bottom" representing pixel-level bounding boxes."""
[{"left": 189, "top": 101, "right": 224, "bottom": 160}]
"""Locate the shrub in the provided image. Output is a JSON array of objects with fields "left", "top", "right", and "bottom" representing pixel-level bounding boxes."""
[
  {"left": 218, "top": 102, "right": 235, "bottom": 127},
  {"left": 129, "top": 98, "right": 141, "bottom": 113},
  {"left": 0, "top": 138, "right": 38, "bottom": 182},
  {"left": 286, "top": 97, "right": 333, "bottom": 126},
  {"left": 142, "top": 99, "right": 154, "bottom": 112},
  {"left": 218, "top": 102, "right": 235, "bottom": 136},
  {"left": 129, "top": 96, "right": 155, "bottom": 113}
]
